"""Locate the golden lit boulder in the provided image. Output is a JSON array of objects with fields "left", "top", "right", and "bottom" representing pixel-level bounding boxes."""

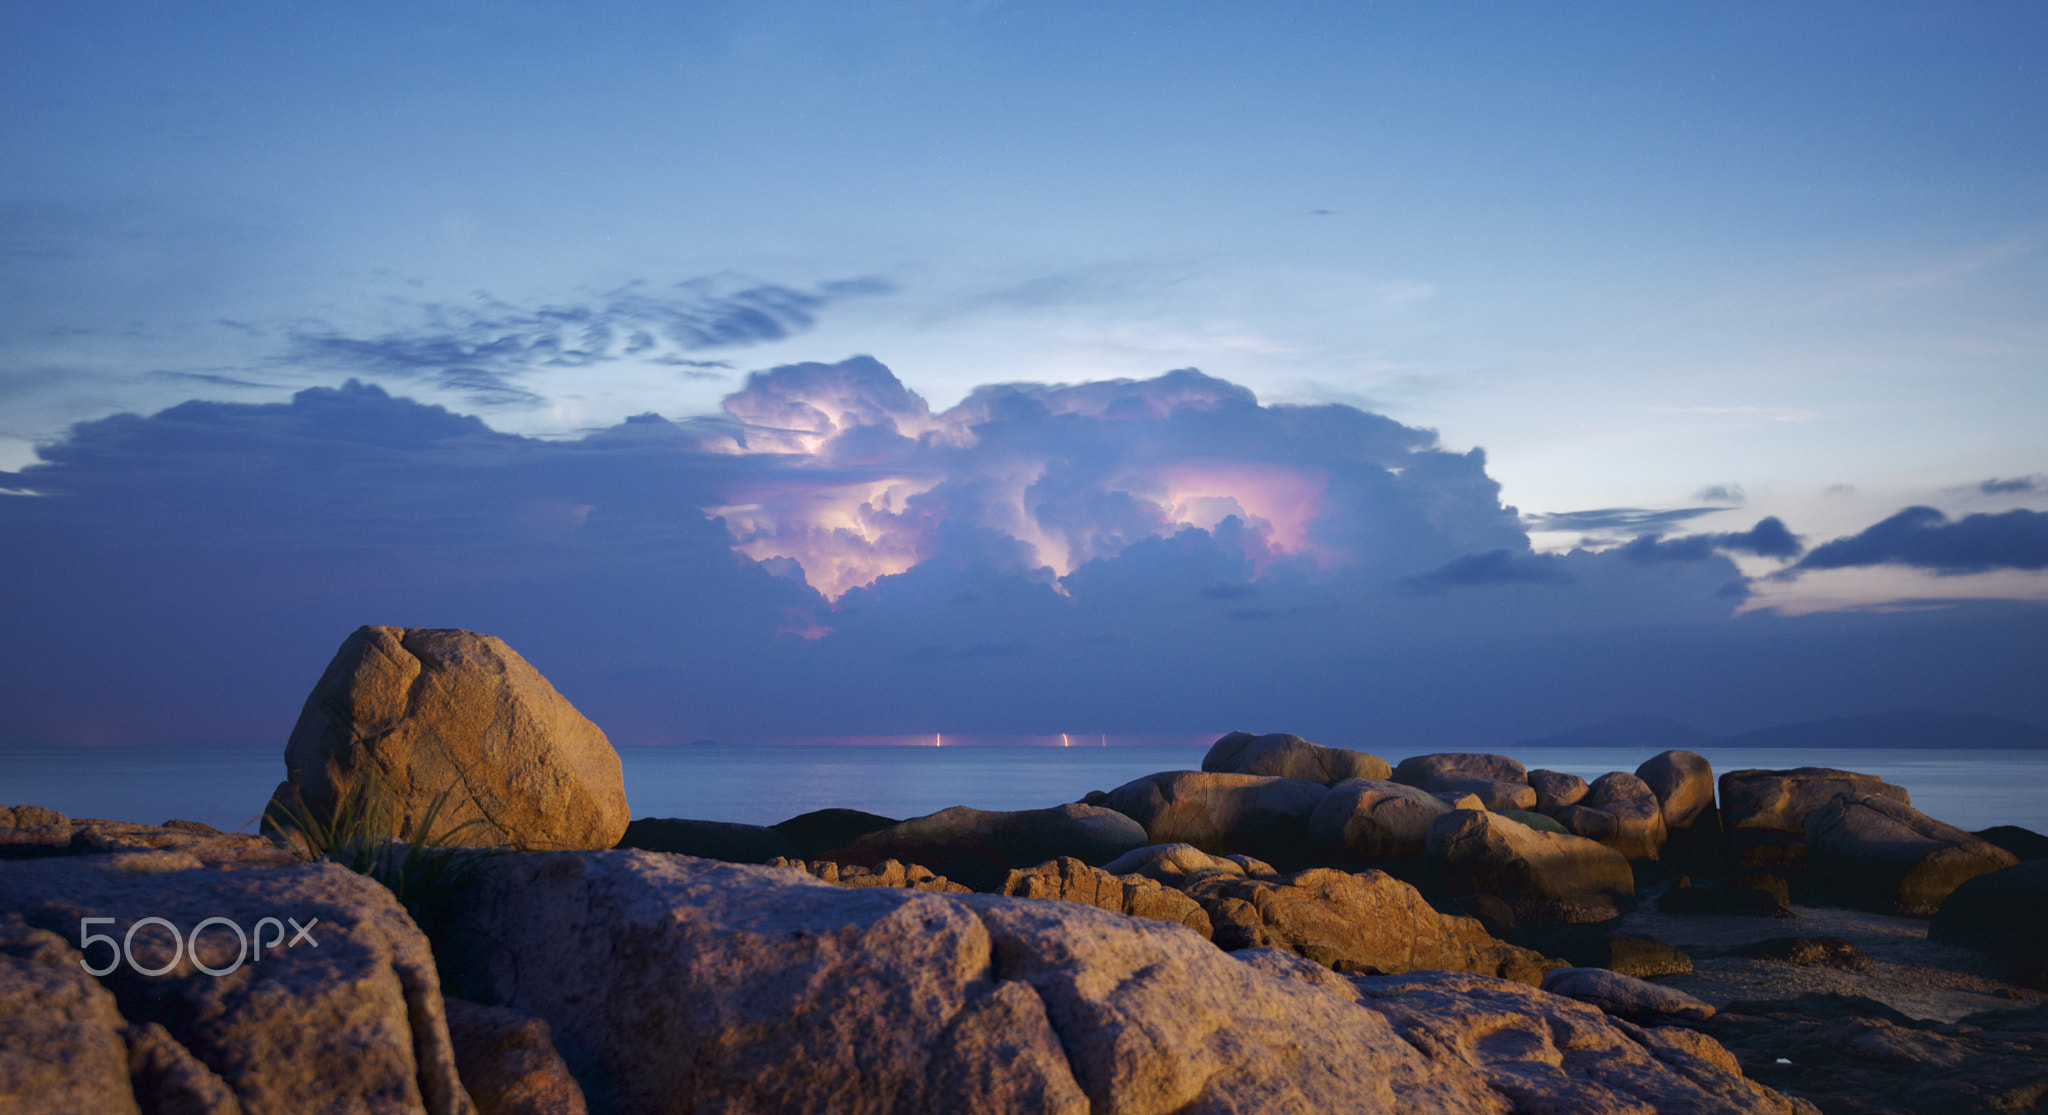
[{"left": 281, "top": 625, "right": 629, "bottom": 851}]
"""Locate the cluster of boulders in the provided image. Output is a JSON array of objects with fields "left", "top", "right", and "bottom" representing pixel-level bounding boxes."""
[{"left": 6, "top": 625, "right": 2045, "bottom": 1114}]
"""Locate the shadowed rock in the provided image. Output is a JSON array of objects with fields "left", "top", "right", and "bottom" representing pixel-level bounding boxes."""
[
  {"left": 769, "top": 808, "right": 899, "bottom": 855},
  {"left": 1719, "top": 767, "right": 1909, "bottom": 884},
  {"left": 1972, "top": 824, "right": 2048, "bottom": 861},
  {"left": 1804, "top": 792, "right": 2018, "bottom": 916},
  {"left": 1688, "top": 993, "right": 2048, "bottom": 1115},
  {"left": 826, "top": 803, "right": 1148, "bottom": 892},
  {"left": 281, "top": 626, "right": 629, "bottom": 851},
  {"left": 1201, "top": 731, "right": 1393, "bottom": 784},
  {"left": 615, "top": 818, "right": 797, "bottom": 863},
  {"left": 1104, "top": 771, "right": 1328, "bottom": 864},
  {"left": 444, "top": 997, "right": 589, "bottom": 1115},
  {"left": 1930, "top": 861, "right": 2048, "bottom": 989}
]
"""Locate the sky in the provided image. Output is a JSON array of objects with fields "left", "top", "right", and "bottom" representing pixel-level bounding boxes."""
[{"left": 2, "top": 2, "right": 2045, "bottom": 751}]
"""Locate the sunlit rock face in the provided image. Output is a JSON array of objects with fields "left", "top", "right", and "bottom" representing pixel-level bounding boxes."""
[{"left": 702, "top": 357, "right": 1525, "bottom": 601}]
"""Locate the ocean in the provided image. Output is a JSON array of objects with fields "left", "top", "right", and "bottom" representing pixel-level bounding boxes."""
[{"left": 5, "top": 742, "right": 2046, "bottom": 836}]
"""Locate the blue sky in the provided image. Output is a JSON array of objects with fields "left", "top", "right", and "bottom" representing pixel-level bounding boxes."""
[{"left": 3, "top": 3, "right": 2045, "bottom": 747}]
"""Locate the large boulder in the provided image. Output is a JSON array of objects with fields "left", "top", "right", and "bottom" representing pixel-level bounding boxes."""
[
  {"left": 1201, "top": 731, "right": 1393, "bottom": 784},
  {"left": 1185, "top": 867, "right": 1559, "bottom": 984},
  {"left": 1636, "top": 750, "right": 1716, "bottom": 830},
  {"left": 1425, "top": 809, "right": 1634, "bottom": 924},
  {"left": 1929, "top": 861, "right": 2048, "bottom": 988},
  {"left": 826, "top": 803, "right": 1147, "bottom": 892},
  {"left": 281, "top": 626, "right": 630, "bottom": 851},
  {"left": 427, "top": 849, "right": 1805, "bottom": 1114},
  {"left": 1307, "top": 778, "right": 1452, "bottom": 861},
  {"left": 0, "top": 854, "right": 474, "bottom": 1114},
  {"left": 1526, "top": 769, "right": 1588, "bottom": 813},
  {"left": 1551, "top": 772, "right": 1668, "bottom": 861},
  {"left": 1104, "top": 771, "right": 1328, "bottom": 864},
  {"left": 1804, "top": 791, "right": 2019, "bottom": 916},
  {"left": 1099, "top": 842, "right": 1252, "bottom": 884},
  {"left": 1391, "top": 754, "right": 1536, "bottom": 812},
  {"left": 1718, "top": 767, "right": 1909, "bottom": 881},
  {"left": 1636, "top": 750, "right": 1720, "bottom": 875},
  {"left": 999, "top": 857, "right": 1213, "bottom": 936}
]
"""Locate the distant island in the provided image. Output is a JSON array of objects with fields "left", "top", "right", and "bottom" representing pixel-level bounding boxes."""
[{"left": 1519, "top": 709, "right": 2048, "bottom": 750}]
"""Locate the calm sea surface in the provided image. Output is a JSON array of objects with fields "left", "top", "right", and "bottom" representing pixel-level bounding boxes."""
[{"left": 4, "top": 743, "right": 2045, "bottom": 835}]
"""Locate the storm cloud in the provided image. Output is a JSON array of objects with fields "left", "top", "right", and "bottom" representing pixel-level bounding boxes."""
[{"left": 2, "top": 358, "right": 2043, "bottom": 751}]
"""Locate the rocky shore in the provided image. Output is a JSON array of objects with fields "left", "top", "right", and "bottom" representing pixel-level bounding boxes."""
[{"left": 5, "top": 626, "right": 2045, "bottom": 1114}]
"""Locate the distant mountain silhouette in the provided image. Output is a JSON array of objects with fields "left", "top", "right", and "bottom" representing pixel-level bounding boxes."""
[
  {"left": 1718, "top": 710, "right": 2048, "bottom": 750},
  {"left": 1515, "top": 714, "right": 1718, "bottom": 750},
  {"left": 1518, "top": 709, "right": 2048, "bottom": 750}
]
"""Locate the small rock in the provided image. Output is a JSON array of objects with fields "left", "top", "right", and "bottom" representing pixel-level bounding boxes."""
[
  {"left": 444, "top": 997, "right": 590, "bottom": 1115},
  {"left": 1540, "top": 966, "right": 1716, "bottom": 1020},
  {"left": 1737, "top": 937, "right": 1873, "bottom": 971}
]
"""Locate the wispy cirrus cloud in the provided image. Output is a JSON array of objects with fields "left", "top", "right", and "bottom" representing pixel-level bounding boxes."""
[{"left": 287, "top": 276, "right": 893, "bottom": 407}]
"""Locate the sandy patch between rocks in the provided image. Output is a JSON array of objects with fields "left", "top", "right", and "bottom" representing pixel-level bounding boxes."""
[{"left": 1612, "top": 902, "right": 2045, "bottom": 1022}]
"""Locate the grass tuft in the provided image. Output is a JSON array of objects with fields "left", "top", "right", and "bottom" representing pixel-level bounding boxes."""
[{"left": 264, "top": 766, "right": 510, "bottom": 934}]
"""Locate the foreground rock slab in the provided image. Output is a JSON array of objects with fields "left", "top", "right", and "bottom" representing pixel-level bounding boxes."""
[
  {"left": 0, "top": 854, "right": 474, "bottom": 1114},
  {"left": 428, "top": 849, "right": 1807, "bottom": 1115},
  {"left": 282, "top": 625, "right": 630, "bottom": 850}
]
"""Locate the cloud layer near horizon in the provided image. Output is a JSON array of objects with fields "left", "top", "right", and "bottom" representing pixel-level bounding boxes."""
[{"left": 2, "top": 358, "right": 2043, "bottom": 751}]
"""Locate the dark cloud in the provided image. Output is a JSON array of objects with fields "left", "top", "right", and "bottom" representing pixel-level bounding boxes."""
[
  {"left": 1402, "top": 549, "right": 1574, "bottom": 594},
  {"left": 1790, "top": 506, "right": 2048, "bottom": 575},
  {"left": 1, "top": 359, "right": 2042, "bottom": 751},
  {"left": 1981, "top": 475, "right": 2042, "bottom": 495},
  {"left": 287, "top": 277, "right": 890, "bottom": 407},
  {"left": 1617, "top": 517, "right": 1803, "bottom": 563},
  {"left": 1523, "top": 506, "right": 1724, "bottom": 537}
]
